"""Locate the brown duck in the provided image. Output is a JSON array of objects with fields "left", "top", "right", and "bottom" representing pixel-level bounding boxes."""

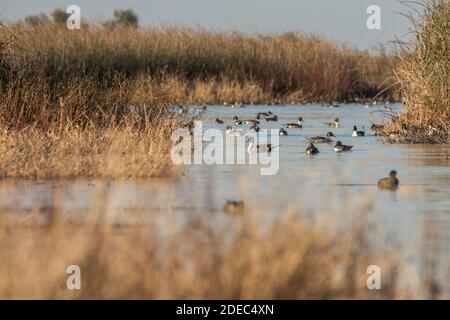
[{"left": 377, "top": 170, "right": 399, "bottom": 190}]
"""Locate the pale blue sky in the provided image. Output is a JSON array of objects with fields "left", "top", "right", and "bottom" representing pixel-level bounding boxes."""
[{"left": 0, "top": 0, "right": 418, "bottom": 50}]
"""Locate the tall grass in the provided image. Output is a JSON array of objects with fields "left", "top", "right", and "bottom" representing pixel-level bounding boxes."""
[
  {"left": 0, "top": 184, "right": 422, "bottom": 299},
  {"left": 0, "top": 21, "right": 399, "bottom": 177},
  {"left": 384, "top": 0, "right": 449, "bottom": 143},
  {"left": 1, "top": 23, "right": 397, "bottom": 109}
]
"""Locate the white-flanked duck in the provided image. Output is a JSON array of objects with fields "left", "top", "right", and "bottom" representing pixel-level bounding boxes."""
[
  {"left": 247, "top": 137, "right": 278, "bottom": 154},
  {"left": 307, "top": 132, "right": 335, "bottom": 143},
  {"left": 249, "top": 125, "right": 260, "bottom": 132},
  {"left": 233, "top": 116, "right": 243, "bottom": 125},
  {"left": 305, "top": 142, "right": 319, "bottom": 155},
  {"left": 244, "top": 119, "right": 260, "bottom": 125},
  {"left": 334, "top": 141, "right": 353, "bottom": 152},
  {"left": 279, "top": 128, "right": 288, "bottom": 136},
  {"left": 324, "top": 117, "right": 340, "bottom": 128},
  {"left": 284, "top": 117, "right": 303, "bottom": 128},
  {"left": 352, "top": 125, "right": 365, "bottom": 137},
  {"left": 226, "top": 125, "right": 244, "bottom": 136}
]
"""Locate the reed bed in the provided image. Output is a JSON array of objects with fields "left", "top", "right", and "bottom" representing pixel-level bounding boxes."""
[
  {"left": 383, "top": 0, "right": 449, "bottom": 144},
  {"left": 0, "top": 183, "right": 422, "bottom": 299},
  {"left": 1, "top": 22, "right": 397, "bottom": 106},
  {"left": 0, "top": 21, "right": 398, "bottom": 177}
]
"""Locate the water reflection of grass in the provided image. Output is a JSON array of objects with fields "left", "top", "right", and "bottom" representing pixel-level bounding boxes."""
[{"left": 1, "top": 182, "right": 441, "bottom": 299}]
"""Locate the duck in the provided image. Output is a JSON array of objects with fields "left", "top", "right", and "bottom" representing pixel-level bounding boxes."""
[
  {"left": 371, "top": 123, "right": 384, "bottom": 131},
  {"left": 324, "top": 117, "right": 340, "bottom": 128},
  {"left": 279, "top": 128, "right": 288, "bottom": 136},
  {"left": 215, "top": 118, "right": 224, "bottom": 124},
  {"left": 377, "top": 170, "right": 399, "bottom": 190},
  {"left": 307, "top": 132, "right": 335, "bottom": 143},
  {"left": 233, "top": 116, "right": 243, "bottom": 125},
  {"left": 178, "top": 105, "right": 188, "bottom": 115},
  {"left": 333, "top": 141, "right": 353, "bottom": 152},
  {"left": 232, "top": 102, "right": 245, "bottom": 108},
  {"left": 247, "top": 137, "right": 277, "bottom": 154},
  {"left": 284, "top": 117, "right": 303, "bottom": 128},
  {"left": 225, "top": 125, "right": 244, "bottom": 136},
  {"left": 305, "top": 142, "right": 319, "bottom": 155},
  {"left": 223, "top": 200, "right": 245, "bottom": 215},
  {"left": 352, "top": 125, "right": 365, "bottom": 137},
  {"left": 256, "top": 111, "right": 273, "bottom": 119},
  {"left": 244, "top": 119, "right": 260, "bottom": 125},
  {"left": 249, "top": 125, "right": 260, "bottom": 132},
  {"left": 265, "top": 115, "right": 278, "bottom": 121}
]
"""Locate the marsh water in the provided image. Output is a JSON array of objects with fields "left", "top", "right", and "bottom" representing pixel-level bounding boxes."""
[{"left": 1, "top": 103, "right": 449, "bottom": 296}]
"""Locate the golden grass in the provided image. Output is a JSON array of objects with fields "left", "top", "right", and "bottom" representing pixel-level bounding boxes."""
[
  {"left": 1, "top": 23, "right": 397, "bottom": 105},
  {"left": 383, "top": 0, "right": 449, "bottom": 144},
  {"left": 0, "top": 76, "right": 185, "bottom": 178},
  {"left": 0, "top": 123, "right": 179, "bottom": 178},
  {"left": 0, "top": 184, "right": 420, "bottom": 299}
]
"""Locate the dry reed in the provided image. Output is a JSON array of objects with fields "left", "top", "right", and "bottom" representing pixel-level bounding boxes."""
[
  {"left": 383, "top": 0, "right": 449, "bottom": 144},
  {"left": 0, "top": 183, "right": 421, "bottom": 299}
]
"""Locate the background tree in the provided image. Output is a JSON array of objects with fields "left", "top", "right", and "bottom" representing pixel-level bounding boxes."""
[
  {"left": 104, "top": 9, "right": 139, "bottom": 29},
  {"left": 51, "top": 9, "right": 69, "bottom": 26},
  {"left": 24, "top": 14, "right": 50, "bottom": 27}
]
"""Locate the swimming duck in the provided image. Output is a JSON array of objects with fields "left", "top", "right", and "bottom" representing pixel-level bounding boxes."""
[
  {"left": 377, "top": 170, "right": 399, "bottom": 190},
  {"left": 178, "top": 105, "right": 188, "bottom": 115},
  {"left": 247, "top": 137, "right": 277, "bottom": 154},
  {"left": 244, "top": 119, "right": 260, "bottom": 125},
  {"left": 233, "top": 116, "right": 243, "bottom": 125},
  {"left": 279, "top": 128, "right": 288, "bottom": 136},
  {"left": 324, "top": 117, "right": 340, "bottom": 128},
  {"left": 249, "top": 125, "right": 260, "bottom": 132},
  {"left": 284, "top": 117, "right": 303, "bottom": 128},
  {"left": 256, "top": 111, "right": 273, "bottom": 119},
  {"left": 333, "top": 141, "right": 353, "bottom": 152},
  {"left": 223, "top": 200, "right": 245, "bottom": 215},
  {"left": 305, "top": 142, "right": 319, "bottom": 155},
  {"left": 215, "top": 118, "right": 224, "bottom": 124},
  {"left": 226, "top": 125, "right": 244, "bottom": 136},
  {"left": 265, "top": 115, "right": 278, "bottom": 121},
  {"left": 371, "top": 123, "right": 384, "bottom": 131},
  {"left": 352, "top": 126, "right": 365, "bottom": 137},
  {"left": 307, "top": 132, "right": 335, "bottom": 143}
]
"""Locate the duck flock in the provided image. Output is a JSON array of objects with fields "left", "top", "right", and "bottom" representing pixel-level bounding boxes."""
[
  {"left": 211, "top": 106, "right": 398, "bottom": 190},
  {"left": 215, "top": 111, "right": 369, "bottom": 156}
]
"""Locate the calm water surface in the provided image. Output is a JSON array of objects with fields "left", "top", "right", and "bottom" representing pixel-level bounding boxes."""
[{"left": 1, "top": 103, "right": 449, "bottom": 295}]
